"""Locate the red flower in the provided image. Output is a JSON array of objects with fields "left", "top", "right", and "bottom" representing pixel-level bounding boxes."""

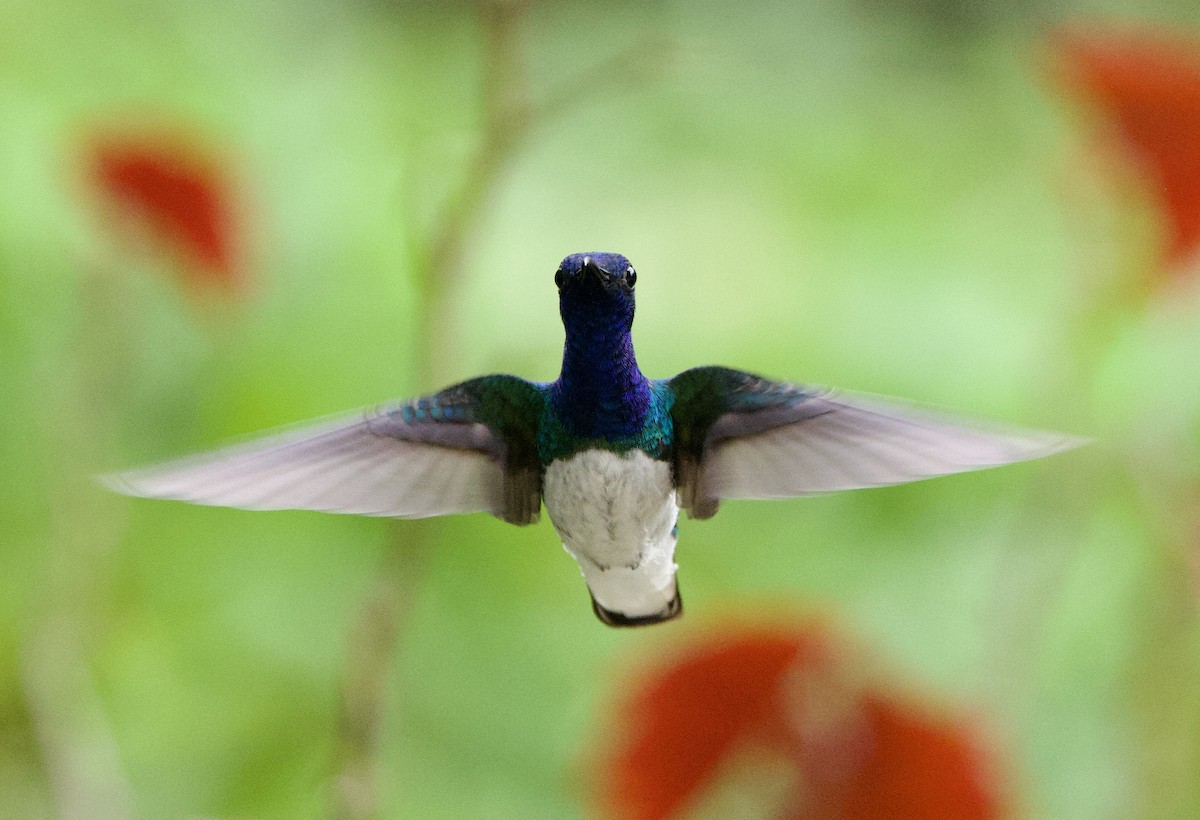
[
  {"left": 596, "top": 624, "right": 1002, "bottom": 820},
  {"left": 1053, "top": 25, "right": 1200, "bottom": 277},
  {"left": 796, "top": 694, "right": 1000, "bottom": 820},
  {"left": 87, "top": 132, "right": 242, "bottom": 290}
]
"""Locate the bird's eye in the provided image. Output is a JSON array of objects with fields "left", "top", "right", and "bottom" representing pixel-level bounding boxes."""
[
  {"left": 554, "top": 269, "right": 565, "bottom": 288},
  {"left": 625, "top": 266, "right": 637, "bottom": 287}
]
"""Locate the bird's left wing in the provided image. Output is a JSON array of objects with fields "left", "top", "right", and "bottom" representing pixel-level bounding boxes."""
[
  {"left": 667, "top": 367, "right": 1084, "bottom": 519},
  {"left": 102, "top": 375, "right": 546, "bottom": 525}
]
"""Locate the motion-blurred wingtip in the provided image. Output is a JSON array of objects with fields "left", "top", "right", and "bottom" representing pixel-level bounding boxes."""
[
  {"left": 95, "top": 470, "right": 135, "bottom": 496},
  {"left": 1037, "top": 432, "right": 1092, "bottom": 458}
]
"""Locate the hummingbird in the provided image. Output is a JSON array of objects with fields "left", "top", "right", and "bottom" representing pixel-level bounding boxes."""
[{"left": 105, "top": 252, "right": 1082, "bottom": 627}]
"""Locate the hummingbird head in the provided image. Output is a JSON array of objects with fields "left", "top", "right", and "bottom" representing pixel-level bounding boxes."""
[{"left": 555, "top": 252, "right": 638, "bottom": 333}]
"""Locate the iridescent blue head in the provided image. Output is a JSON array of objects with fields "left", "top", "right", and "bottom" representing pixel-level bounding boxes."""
[
  {"left": 555, "top": 252, "right": 638, "bottom": 332},
  {"left": 550, "top": 252, "right": 651, "bottom": 444}
]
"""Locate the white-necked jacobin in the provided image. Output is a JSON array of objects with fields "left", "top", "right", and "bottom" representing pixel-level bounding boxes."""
[{"left": 104, "top": 252, "right": 1083, "bottom": 627}]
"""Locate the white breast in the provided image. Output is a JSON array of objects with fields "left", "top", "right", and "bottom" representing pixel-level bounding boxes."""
[{"left": 543, "top": 449, "right": 680, "bottom": 619}]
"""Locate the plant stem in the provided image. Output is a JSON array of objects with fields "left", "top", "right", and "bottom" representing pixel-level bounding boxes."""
[
  {"left": 327, "top": 4, "right": 670, "bottom": 813},
  {"left": 22, "top": 267, "right": 135, "bottom": 820},
  {"left": 329, "top": 2, "right": 533, "bottom": 817}
]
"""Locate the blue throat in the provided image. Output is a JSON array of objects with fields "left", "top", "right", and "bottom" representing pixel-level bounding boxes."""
[{"left": 550, "top": 313, "right": 652, "bottom": 442}]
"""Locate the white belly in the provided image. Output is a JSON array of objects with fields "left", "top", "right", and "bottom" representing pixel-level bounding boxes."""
[{"left": 543, "top": 449, "right": 680, "bottom": 619}]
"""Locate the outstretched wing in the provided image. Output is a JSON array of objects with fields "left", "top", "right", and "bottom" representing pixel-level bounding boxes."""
[
  {"left": 102, "top": 375, "right": 546, "bottom": 525},
  {"left": 667, "top": 367, "right": 1084, "bottom": 519}
]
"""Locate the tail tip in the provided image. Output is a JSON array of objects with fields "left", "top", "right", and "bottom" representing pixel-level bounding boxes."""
[{"left": 590, "top": 588, "right": 683, "bottom": 628}]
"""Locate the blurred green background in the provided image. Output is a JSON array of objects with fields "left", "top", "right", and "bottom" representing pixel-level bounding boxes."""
[{"left": 4, "top": 0, "right": 1200, "bottom": 817}]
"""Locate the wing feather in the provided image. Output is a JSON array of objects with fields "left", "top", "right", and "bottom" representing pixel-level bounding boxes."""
[
  {"left": 102, "top": 410, "right": 506, "bottom": 519},
  {"left": 702, "top": 390, "right": 1083, "bottom": 501},
  {"left": 103, "top": 375, "right": 547, "bottom": 524},
  {"left": 668, "top": 367, "right": 1085, "bottom": 518}
]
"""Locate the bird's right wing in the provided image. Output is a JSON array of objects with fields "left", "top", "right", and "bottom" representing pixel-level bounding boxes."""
[
  {"left": 102, "top": 375, "right": 546, "bottom": 525},
  {"left": 667, "top": 367, "right": 1085, "bottom": 519}
]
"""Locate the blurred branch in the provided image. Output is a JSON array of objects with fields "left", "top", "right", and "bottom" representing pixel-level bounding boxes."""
[
  {"left": 409, "top": 7, "right": 671, "bottom": 386},
  {"left": 410, "top": 0, "right": 534, "bottom": 387},
  {"left": 334, "top": 3, "right": 534, "bottom": 808},
  {"left": 535, "top": 35, "right": 674, "bottom": 126},
  {"left": 22, "top": 614, "right": 133, "bottom": 820},
  {"left": 330, "top": 533, "right": 429, "bottom": 820},
  {"left": 329, "top": 2, "right": 671, "bottom": 816},
  {"left": 21, "top": 267, "right": 134, "bottom": 820},
  {"left": 330, "top": 0, "right": 532, "bottom": 807}
]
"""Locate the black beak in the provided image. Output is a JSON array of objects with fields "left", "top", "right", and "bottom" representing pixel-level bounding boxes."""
[{"left": 580, "top": 255, "right": 609, "bottom": 283}]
